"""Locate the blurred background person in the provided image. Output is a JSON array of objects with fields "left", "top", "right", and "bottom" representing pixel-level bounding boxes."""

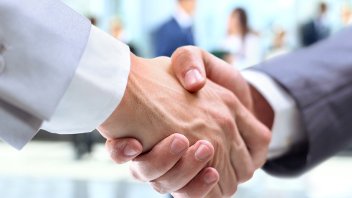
[
  {"left": 110, "top": 17, "right": 140, "bottom": 55},
  {"left": 152, "top": 0, "right": 196, "bottom": 57},
  {"left": 220, "top": 8, "right": 262, "bottom": 70},
  {"left": 300, "top": 2, "right": 331, "bottom": 47},
  {"left": 341, "top": 3, "right": 352, "bottom": 27},
  {"left": 266, "top": 27, "right": 290, "bottom": 59}
]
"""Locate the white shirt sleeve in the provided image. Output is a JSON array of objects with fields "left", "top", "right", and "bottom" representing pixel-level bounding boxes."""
[
  {"left": 242, "top": 70, "right": 306, "bottom": 160},
  {"left": 41, "top": 26, "right": 130, "bottom": 134}
]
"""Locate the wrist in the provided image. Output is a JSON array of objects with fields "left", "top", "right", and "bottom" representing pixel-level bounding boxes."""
[
  {"left": 99, "top": 53, "right": 139, "bottom": 140},
  {"left": 250, "top": 85, "right": 274, "bottom": 130}
]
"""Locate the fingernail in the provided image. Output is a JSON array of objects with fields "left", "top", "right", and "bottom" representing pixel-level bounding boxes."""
[
  {"left": 124, "top": 144, "right": 139, "bottom": 157},
  {"left": 195, "top": 144, "right": 212, "bottom": 161},
  {"left": 203, "top": 170, "right": 218, "bottom": 184},
  {"left": 170, "top": 135, "right": 187, "bottom": 155},
  {"left": 185, "top": 69, "right": 203, "bottom": 86}
]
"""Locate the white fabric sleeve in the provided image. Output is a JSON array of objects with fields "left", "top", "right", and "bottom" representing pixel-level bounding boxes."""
[
  {"left": 41, "top": 26, "right": 130, "bottom": 134},
  {"left": 242, "top": 70, "right": 306, "bottom": 160}
]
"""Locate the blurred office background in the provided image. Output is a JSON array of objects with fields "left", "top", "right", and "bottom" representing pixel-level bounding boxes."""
[
  {"left": 63, "top": 0, "right": 352, "bottom": 57},
  {"left": 1, "top": 0, "right": 352, "bottom": 197}
]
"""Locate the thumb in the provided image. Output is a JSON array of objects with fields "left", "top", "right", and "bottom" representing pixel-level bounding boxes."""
[
  {"left": 171, "top": 46, "right": 207, "bottom": 92},
  {"left": 106, "top": 138, "right": 143, "bottom": 164}
]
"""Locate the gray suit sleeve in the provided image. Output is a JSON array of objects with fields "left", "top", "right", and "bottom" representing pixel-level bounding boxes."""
[
  {"left": 256, "top": 27, "right": 352, "bottom": 176},
  {"left": 0, "top": 0, "right": 90, "bottom": 148}
]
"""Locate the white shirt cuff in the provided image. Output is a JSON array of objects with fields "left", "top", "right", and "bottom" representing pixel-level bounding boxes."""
[
  {"left": 41, "top": 26, "right": 131, "bottom": 134},
  {"left": 242, "top": 70, "right": 305, "bottom": 159}
]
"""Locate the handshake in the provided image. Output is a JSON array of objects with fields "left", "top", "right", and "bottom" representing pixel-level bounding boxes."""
[{"left": 98, "top": 46, "right": 273, "bottom": 198}]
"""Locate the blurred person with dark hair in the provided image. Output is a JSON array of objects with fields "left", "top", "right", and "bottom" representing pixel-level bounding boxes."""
[
  {"left": 88, "top": 16, "right": 97, "bottom": 26},
  {"left": 152, "top": 0, "right": 196, "bottom": 57},
  {"left": 110, "top": 17, "right": 139, "bottom": 55},
  {"left": 300, "top": 2, "right": 331, "bottom": 47},
  {"left": 221, "top": 8, "right": 262, "bottom": 70}
]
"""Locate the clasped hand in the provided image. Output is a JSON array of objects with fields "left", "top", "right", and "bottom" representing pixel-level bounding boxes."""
[{"left": 99, "top": 47, "right": 272, "bottom": 198}]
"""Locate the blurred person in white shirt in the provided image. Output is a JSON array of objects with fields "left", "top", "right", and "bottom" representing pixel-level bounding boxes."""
[{"left": 221, "top": 8, "right": 262, "bottom": 70}]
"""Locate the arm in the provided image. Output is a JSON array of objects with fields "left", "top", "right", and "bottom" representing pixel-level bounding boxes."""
[
  {"left": 0, "top": 0, "right": 131, "bottom": 149},
  {"left": 0, "top": 0, "right": 90, "bottom": 148},
  {"left": 41, "top": 26, "right": 130, "bottom": 134},
  {"left": 258, "top": 26, "right": 352, "bottom": 176}
]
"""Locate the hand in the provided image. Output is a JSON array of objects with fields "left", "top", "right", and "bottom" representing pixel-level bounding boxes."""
[
  {"left": 106, "top": 134, "right": 220, "bottom": 197},
  {"left": 171, "top": 46, "right": 274, "bottom": 129},
  {"left": 102, "top": 52, "right": 270, "bottom": 196}
]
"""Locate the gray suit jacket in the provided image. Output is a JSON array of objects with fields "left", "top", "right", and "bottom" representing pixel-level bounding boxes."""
[
  {"left": 258, "top": 27, "right": 352, "bottom": 176},
  {"left": 0, "top": 0, "right": 90, "bottom": 148}
]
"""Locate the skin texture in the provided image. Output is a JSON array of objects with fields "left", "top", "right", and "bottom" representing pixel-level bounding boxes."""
[{"left": 101, "top": 51, "right": 272, "bottom": 198}]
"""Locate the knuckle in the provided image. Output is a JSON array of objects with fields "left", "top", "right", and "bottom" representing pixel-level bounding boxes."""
[
  {"left": 233, "top": 102, "right": 250, "bottom": 122},
  {"left": 150, "top": 181, "right": 168, "bottom": 194},
  {"left": 176, "top": 45, "right": 196, "bottom": 54},
  {"left": 172, "top": 192, "right": 192, "bottom": 198},
  {"left": 262, "top": 127, "right": 272, "bottom": 145},
  {"left": 111, "top": 153, "right": 125, "bottom": 164},
  {"left": 224, "top": 184, "right": 238, "bottom": 197},
  {"left": 173, "top": 46, "right": 193, "bottom": 60},
  {"left": 256, "top": 124, "right": 272, "bottom": 148},
  {"left": 129, "top": 165, "right": 148, "bottom": 182},
  {"left": 222, "top": 90, "right": 239, "bottom": 108},
  {"left": 129, "top": 166, "right": 141, "bottom": 180},
  {"left": 239, "top": 165, "right": 255, "bottom": 183},
  {"left": 219, "top": 114, "right": 236, "bottom": 133},
  {"left": 250, "top": 126, "right": 272, "bottom": 168}
]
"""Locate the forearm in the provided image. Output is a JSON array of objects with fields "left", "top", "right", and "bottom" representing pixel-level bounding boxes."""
[
  {"left": 0, "top": 0, "right": 90, "bottom": 149},
  {"left": 258, "top": 27, "right": 352, "bottom": 175}
]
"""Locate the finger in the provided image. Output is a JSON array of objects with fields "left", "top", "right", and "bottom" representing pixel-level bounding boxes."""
[
  {"left": 106, "top": 138, "right": 143, "bottom": 164},
  {"left": 172, "top": 46, "right": 252, "bottom": 108},
  {"left": 171, "top": 46, "right": 207, "bottom": 92},
  {"left": 204, "top": 186, "right": 224, "bottom": 198},
  {"left": 150, "top": 140, "right": 214, "bottom": 193},
  {"left": 171, "top": 167, "right": 219, "bottom": 198},
  {"left": 199, "top": 50, "right": 253, "bottom": 109},
  {"left": 235, "top": 104, "right": 272, "bottom": 168},
  {"left": 130, "top": 134, "right": 189, "bottom": 182},
  {"left": 230, "top": 128, "right": 256, "bottom": 184}
]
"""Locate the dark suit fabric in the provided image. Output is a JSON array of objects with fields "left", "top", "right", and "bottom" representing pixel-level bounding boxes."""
[
  {"left": 257, "top": 27, "right": 352, "bottom": 176},
  {"left": 153, "top": 17, "right": 195, "bottom": 57},
  {"left": 300, "top": 20, "right": 330, "bottom": 47}
]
